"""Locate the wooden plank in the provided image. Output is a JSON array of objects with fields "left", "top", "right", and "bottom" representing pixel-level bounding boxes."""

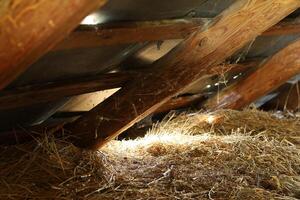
[
  {"left": 0, "top": 0, "right": 107, "bottom": 90},
  {"left": 65, "top": 0, "right": 300, "bottom": 149},
  {"left": 0, "top": 62, "right": 255, "bottom": 110},
  {"left": 0, "top": 72, "right": 130, "bottom": 110},
  {"left": 262, "top": 82, "right": 300, "bottom": 111},
  {"left": 203, "top": 39, "right": 300, "bottom": 110},
  {"left": 54, "top": 17, "right": 300, "bottom": 51}
]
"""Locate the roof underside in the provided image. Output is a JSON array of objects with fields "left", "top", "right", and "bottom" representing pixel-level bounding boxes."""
[{"left": 0, "top": 0, "right": 299, "bottom": 131}]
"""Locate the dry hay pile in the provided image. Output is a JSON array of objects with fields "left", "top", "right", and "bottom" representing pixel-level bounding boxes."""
[{"left": 0, "top": 109, "right": 299, "bottom": 199}]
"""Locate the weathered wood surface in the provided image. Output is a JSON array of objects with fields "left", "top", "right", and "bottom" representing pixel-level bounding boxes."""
[
  {"left": 0, "top": 73, "right": 129, "bottom": 110},
  {"left": 55, "top": 17, "right": 300, "bottom": 51},
  {"left": 0, "top": 0, "right": 107, "bottom": 90},
  {"left": 0, "top": 62, "right": 254, "bottom": 110},
  {"left": 66, "top": 0, "right": 300, "bottom": 149},
  {"left": 203, "top": 39, "right": 300, "bottom": 110},
  {"left": 263, "top": 82, "right": 300, "bottom": 111}
]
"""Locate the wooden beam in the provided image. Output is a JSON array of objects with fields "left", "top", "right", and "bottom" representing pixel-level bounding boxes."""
[
  {"left": 0, "top": 0, "right": 107, "bottom": 90},
  {"left": 263, "top": 18, "right": 300, "bottom": 36},
  {"left": 65, "top": 0, "right": 300, "bottom": 149},
  {"left": 262, "top": 82, "right": 300, "bottom": 111},
  {"left": 203, "top": 39, "right": 300, "bottom": 110},
  {"left": 54, "top": 18, "right": 206, "bottom": 50},
  {"left": 0, "top": 62, "right": 255, "bottom": 110},
  {"left": 54, "top": 17, "right": 300, "bottom": 51},
  {"left": 0, "top": 72, "right": 130, "bottom": 110},
  {"left": 154, "top": 94, "right": 205, "bottom": 114}
]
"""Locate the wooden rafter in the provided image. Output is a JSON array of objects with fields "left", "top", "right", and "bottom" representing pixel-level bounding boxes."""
[
  {"left": 263, "top": 18, "right": 300, "bottom": 36},
  {"left": 203, "top": 39, "right": 300, "bottom": 110},
  {"left": 54, "top": 17, "right": 300, "bottom": 51},
  {"left": 0, "top": 0, "right": 107, "bottom": 90},
  {"left": 65, "top": 0, "right": 300, "bottom": 149},
  {"left": 0, "top": 62, "right": 255, "bottom": 110}
]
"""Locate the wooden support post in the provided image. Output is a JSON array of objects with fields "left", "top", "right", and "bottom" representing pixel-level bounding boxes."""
[
  {"left": 203, "top": 40, "right": 300, "bottom": 110},
  {"left": 0, "top": 0, "right": 107, "bottom": 90},
  {"left": 66, "top": 0, "right": 300, "bottom": 149},
  {"left": 54, "top": 17, "right": 300, "bottom": 51}
]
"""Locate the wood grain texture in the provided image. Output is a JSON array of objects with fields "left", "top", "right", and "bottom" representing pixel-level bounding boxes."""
[
  {"left": 203, "top": 39, "right": 300, "bottom": 110},
  {"left": 0, "top": 0, "right": 107, "bottom": 90},
  {"left": 66, "top": 0, "right": 300, "bottom": 149},
  {"left": 55, "top": 16, "right": 300, "bottom": 51}
]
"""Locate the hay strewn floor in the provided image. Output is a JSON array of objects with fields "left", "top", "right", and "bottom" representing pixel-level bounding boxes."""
[{"left": 0, "top": 109, "right": 299, "bottom": 199}]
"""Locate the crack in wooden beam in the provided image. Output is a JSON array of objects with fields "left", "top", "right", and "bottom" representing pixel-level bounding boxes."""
[
  {"left": 0, "top": 0, "right": 107, "bottom": 90},
  {"left": 203, "top": 39, "right": 300, "bottom": 110},
  {"left": 64, "top": 0, "right": 300, "bottom": 150}
]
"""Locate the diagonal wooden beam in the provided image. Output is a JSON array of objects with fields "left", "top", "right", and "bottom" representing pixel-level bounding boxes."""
[
  {"left": 0, "top": 0, "right": 107, "bottom": 90},
  {"left": 263, "top": 18, "right": 300, "bottom": 36},
  {"left": 203, "top": 39, "right": 300, "bottom": 110},
  {"left": 66, "top": 0, "right": 300, "bottom": 149},
  {"left": 54, "top": 17, "right": 300, "bottom": 51}
]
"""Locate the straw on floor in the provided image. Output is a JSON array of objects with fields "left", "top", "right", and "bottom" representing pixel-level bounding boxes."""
[{"left": 0, "top": 109, "right": 299, "bottom": 199}]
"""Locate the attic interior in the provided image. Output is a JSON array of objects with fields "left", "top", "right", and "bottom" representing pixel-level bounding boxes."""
[{"left": 0, "top": 0, "right": 300, "bottom": 199}]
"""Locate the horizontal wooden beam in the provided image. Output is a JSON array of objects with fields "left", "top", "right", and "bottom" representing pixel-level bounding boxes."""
[
  {"left": 54, "top": 17, "right": 300, "bottom": 51},
  {"left": 0, "top": 72, "right": 130, "bottom": 110},
  {"left": 203, "top": 39, "right": 300, "bottom": 110},
  {"left": 0, "top": 0, "right": 107, "bottom": 90},
  {"left": 0, "top": 62, "right": 255, "bottom": 111},
  {"left": 65, "top": 0, "right": 300, "bottom": 149},
  {"left": 54, "top": 18, "right": 206, "bottom": 50}
]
